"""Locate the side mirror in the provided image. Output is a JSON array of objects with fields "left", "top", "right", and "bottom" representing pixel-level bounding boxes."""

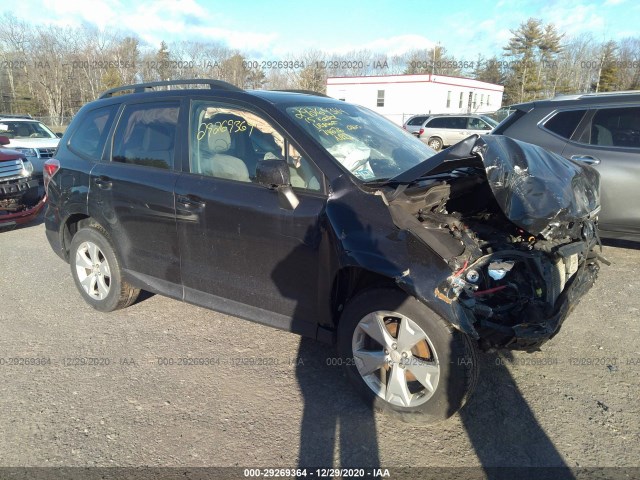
[
  {"left": 55, "top": 132, "right": 63, "bottom": 138},
  {"left": 255, "top": 159, "right": 299, "bottom": 210},
  {"left": 256, "top": 159, "right": 291, "bottom": 187},
  {"left": 0, "top": 136, "right": 9, "bottom": 145}
]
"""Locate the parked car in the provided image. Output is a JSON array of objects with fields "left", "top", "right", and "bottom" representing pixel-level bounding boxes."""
[
  {"left": 0, "top": 114, "right": 61, "bottom": 178},
  {"left": 44, "top": 79, "right": 602, "bottom": 422},
  {"left": 402, "top": 114, "right": 433, "bottom": 136},
  {"left": 404, "top": 114, "right": 498, "bottom": 150},
  {"left": 0, "top": 136, "right": 46, "bottom": 230},
  {"left": 493, "top": 91, "right": 640, "bottom": 241}
]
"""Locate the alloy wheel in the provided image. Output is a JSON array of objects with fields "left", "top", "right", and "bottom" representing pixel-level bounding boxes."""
[
  {"left": 352, "top": 311, "right": 440, "bottom": 408},
  {"left": 75, "top": 241, "right": 111, "bottom": 300}
]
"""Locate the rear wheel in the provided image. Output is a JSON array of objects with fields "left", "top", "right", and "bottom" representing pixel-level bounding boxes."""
[
  {"left": 69, "top": 225, "right": 139, "bottom": 312},
  {"left": 337, "top": 288, "right": 478, "bottom": 423},
  {"left": 428, "top": 137, "right": 443, "bottom": 151}
]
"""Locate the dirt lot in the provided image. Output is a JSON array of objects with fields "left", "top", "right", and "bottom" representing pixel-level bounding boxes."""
[{"left": 0, "top": 218, "right": 638, "bottom": 478}]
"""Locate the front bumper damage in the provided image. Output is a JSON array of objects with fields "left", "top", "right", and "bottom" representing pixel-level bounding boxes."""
[{"left": 384, "top": 135, "right": 604, "bottom": 351}]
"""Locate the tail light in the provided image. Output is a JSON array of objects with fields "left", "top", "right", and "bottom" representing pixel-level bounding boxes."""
[
  {"left": 419, "top": 128, "right": 424, "bottom": 136},
  {"left": 43, "top": 158, "right": 60, "bottom": 193}
]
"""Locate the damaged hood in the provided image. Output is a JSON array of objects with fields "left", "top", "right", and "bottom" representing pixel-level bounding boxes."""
[{"left": 389, "top": 134, "right": 601, "bottom": 237}]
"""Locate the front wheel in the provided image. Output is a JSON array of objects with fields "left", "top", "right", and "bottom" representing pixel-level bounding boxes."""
[
  {"left": 69, "top": 225, "right": 140, "bottom": 312},
  {"left": 337, "top": 288, "right": 478, "bottom": 423}
]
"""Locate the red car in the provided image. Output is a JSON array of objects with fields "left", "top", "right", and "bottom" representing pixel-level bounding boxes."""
[{"left": 0, "top": 135, "right": 46, "bottom": 230}]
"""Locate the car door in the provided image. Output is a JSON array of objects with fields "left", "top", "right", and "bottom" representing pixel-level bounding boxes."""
[
  {"left": 89, "top": 99, "right": 184, "bottom": 296},
  {"left": 174, "top": 100, "right": 328, "bottom": 337},
  {"left": 563, "top": 105, "right": 640, "bottom": 235}
]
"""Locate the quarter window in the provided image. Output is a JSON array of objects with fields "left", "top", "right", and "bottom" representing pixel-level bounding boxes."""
[
  {"left": 377, "top": 90, "right": 385, "bottom": 107},
  {"left": 69, "top": 105, "right": 118, "bottom": 159},
  {"left": 112, "top": 102, "right": 179, "bottom": 169}
]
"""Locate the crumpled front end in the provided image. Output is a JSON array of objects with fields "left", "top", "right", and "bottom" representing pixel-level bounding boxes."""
[
  {"left": 385, "top": 135, "right": 603, "bottom": 351},
  {"left": 1, "top": 147, "right": 45, "bottom": 230}
]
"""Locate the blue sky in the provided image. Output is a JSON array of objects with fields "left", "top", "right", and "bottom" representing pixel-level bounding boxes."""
[{"left": 2, "top": 0, "right": 637, "bottom": 59}]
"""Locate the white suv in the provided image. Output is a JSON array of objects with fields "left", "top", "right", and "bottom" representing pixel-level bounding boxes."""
[{"left": 0, "top": 115, "right": 61, "bottom": 177}]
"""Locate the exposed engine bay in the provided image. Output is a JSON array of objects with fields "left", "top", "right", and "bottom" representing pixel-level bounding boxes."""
[{"left": 384, "top": 135, "right": 603, "bottom": 350}]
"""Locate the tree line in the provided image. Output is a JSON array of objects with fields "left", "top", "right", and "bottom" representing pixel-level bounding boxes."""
[{"left": 1, "top": 13, "right": 638, "bottom": 125}]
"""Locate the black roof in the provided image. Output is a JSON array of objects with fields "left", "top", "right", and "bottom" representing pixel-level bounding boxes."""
[
  {"left": 97, "top": 79, "right": 333, "bottom": 106},
  {"left": 512, "top": 91, "right": 640, "bottom": 110}
]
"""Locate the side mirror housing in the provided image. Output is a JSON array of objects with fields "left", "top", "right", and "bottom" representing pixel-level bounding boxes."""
[
  {"left": 255, "top": 159, "right": 299, "bottom": 210},
  {"left": 256, "top": 159, "right": 291, "bottom": 187}
]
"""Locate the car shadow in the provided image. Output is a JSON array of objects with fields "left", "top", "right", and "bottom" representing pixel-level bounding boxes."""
[
  {"left": 294, "top": 337, "right": 381, "bottom": 469},
  {"left": 602, "top": 238, "right": 640, "bottom": 250},
  {"left": 269, "top": 202, "right": 393, "bottom": 471},
  {"left": 455, "top": 349, "right": 575, "bottom": 478}
]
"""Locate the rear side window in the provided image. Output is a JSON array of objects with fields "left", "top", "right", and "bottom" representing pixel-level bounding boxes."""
[
  {"left": 543, "top": 109, "right": 587, "bottom": 139},
  {"left": 68, "top": 105, "right": 118, "bottom": 159},
  {"left": 588, "top": 107, "right": 640, "bottom": 148},
  {"left": 112, "top": 102, "right": 179, "bottom": 169},
  {"left": 427, "top": 117, "right": 463, "bottom": 129}
]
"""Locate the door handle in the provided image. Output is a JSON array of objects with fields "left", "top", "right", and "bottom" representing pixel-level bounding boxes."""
[
  {"left": 94, "top": 176, "right": 113, "bottom": 189},
  {"left": 176, "top": 194, "right": 206, "bottom": 210},
  {"left": 570, "top": 155, "right": 601, "bottom": 165}
]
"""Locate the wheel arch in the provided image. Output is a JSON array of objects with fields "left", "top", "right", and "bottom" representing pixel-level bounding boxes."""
[
  {"left": 330, "top": 266, "right": 402, "bottom": 330},
  {"left": 61, "top": 214, "right": 98, "bottom": 261}
]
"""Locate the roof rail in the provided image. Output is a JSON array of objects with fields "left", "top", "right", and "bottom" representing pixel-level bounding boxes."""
[
  {"left": 99, "top": 79, "right": 243, "bottom": 99},
  {"left": 580, "top": 90, "right": 640, "bottom": 97},
  {"left": 272, "top": 89, "right": 329, "bottom": 97},
  {"left": 0, "top": 113, "right": 34, "bottom": 119}
]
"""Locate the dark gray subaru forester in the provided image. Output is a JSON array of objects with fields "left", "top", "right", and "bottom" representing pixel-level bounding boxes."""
[{"left": 44, "top": 79, "right": 603, "bottom": 422}]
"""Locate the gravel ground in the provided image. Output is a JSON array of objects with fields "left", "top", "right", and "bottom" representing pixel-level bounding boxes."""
[{"left": 0, "top": 218, "right": 638, "bottom": 477}]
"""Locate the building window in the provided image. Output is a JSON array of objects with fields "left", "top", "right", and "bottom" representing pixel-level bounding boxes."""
[
  {"left": 487, "top": 95, "right": 491, "bottom": 106},
  {"left": 480, "top": 94, "right": 484, "bottom": 106},
  {"left": 446, "top": 91, "right": 451, "bottom": 109},
  {"left": 459, "top": 92, "right": 464, "bottom": 109},
  {"left": 376, "top": 90, "right": 385, "bottom": 107},
  {"left": 473, "top": 93, "right": 477, "bottom": 109}
]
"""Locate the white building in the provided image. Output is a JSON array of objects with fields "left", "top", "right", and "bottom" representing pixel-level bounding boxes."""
[{"left": 326, "top": 74, "right": 504, "bottom": 126}]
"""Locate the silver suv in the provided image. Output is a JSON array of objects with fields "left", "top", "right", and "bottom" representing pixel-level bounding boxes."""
[{"left": 404, "top": 114, "right": 497, "bottom": 150}]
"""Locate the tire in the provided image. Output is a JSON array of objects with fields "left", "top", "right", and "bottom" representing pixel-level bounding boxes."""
[
  {"left": 337, "top": 288, "right": 478, "bottom": 423},
  {"left": 428, "top": 137, "right": 443, "bottom": 151},
  {"left": 69, "top": 224, "right": 140, "bottom": 312}
]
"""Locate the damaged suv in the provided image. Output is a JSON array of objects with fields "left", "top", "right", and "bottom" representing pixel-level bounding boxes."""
[
  {"left": 44, "top": 80, "right": 602, "bottom": 422},
  {"left": 1, "top": 136, "right": 46, "bottom": 230}
]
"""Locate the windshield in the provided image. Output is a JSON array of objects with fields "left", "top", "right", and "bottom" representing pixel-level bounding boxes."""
[
  {"left": 0, "top": 121, "right": 57, "bottom": 139},
  {"left": 284, "top": 103, "right": 436, "bottom": 182}
]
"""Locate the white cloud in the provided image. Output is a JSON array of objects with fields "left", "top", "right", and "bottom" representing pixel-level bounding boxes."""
[{"left": 38, "top": 0, "right": 279, "bottom": 51}]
